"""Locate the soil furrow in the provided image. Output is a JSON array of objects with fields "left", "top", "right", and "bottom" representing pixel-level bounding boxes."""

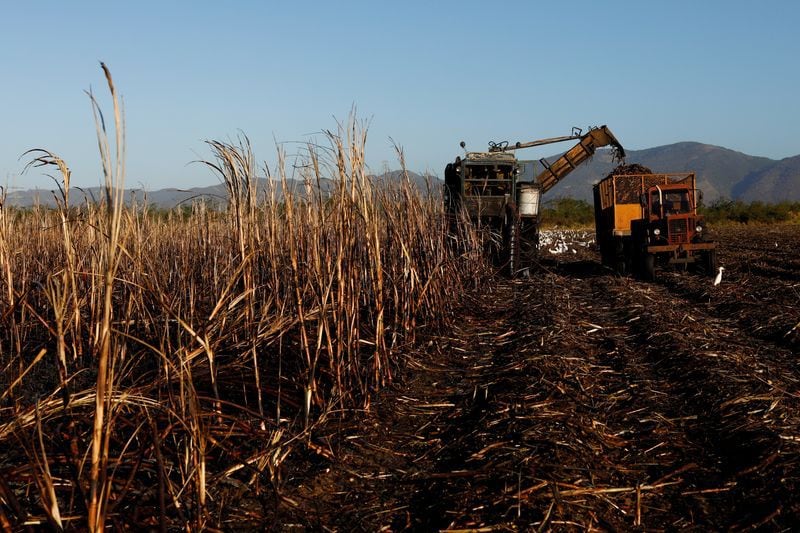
[{"left": 275, "top": 225, "right": 800, "bottom": 531}]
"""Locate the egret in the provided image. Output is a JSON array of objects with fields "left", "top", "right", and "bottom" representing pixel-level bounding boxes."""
[
  {"left": 548, "top": 240, "right": 569, "bottom": 254},
  {"left": 713, "top": 266, "right": 725, "bottom": 286}
]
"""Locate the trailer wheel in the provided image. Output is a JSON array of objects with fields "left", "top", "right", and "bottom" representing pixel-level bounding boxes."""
[
  {"left": 616, "top": 258, "right": 628, "bottom": 276},
  {"left": 642, "top": 253, "right": 656, "bottom": 281},
  {"left": 598, "top": 238, "right": 613, "bottom": 267},
  {"left": 614, "top": 239, "right": 628, "bottom": 275},
  {"left": 704, "top": 249, "right": 718, "bottom": 276}
]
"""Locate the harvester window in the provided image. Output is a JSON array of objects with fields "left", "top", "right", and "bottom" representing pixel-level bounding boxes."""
[{"left": 464, "top": 164, "right": 512, "bottom": 197}]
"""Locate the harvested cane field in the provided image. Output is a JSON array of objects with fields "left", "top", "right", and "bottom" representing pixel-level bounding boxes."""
[{"left": 272, "top": 225, "right": 800, "bottom": 531}]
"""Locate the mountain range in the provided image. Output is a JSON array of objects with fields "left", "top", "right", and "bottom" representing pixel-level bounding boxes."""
[
  {"left": 3, "top": 172, "right": 437, "bottom": 209},
  {"left": 545, "top": 142, "right": 800, "bottom": 203},
  {"left": 5, "top": 142, "right": 799, "bottom": 208}
]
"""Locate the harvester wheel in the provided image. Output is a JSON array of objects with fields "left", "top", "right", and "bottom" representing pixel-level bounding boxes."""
[
  {"left": 502, "top": 205, "right": 521, "bottom": 276},
  {"left": 519, "top": 219, "right": 539, "bottom": 266}
]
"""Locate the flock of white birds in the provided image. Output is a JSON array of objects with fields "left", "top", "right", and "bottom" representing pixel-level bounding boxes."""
[
  {"left": 538, "top": 229, "right": 595, "bottom": 255},
  {"left": 537, "top": 229, "right": 725, "bottom": 286}
]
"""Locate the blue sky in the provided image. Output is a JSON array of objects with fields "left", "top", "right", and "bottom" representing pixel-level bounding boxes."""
[{"left": 1, "top": 0, "right": 798, "bottom": 190}]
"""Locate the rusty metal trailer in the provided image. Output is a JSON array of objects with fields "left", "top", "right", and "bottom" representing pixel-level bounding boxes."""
[{"left": 593, "top": 172, "right": 716, "bottom": 279}]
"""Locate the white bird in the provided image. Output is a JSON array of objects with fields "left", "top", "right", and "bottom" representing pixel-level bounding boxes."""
[{"left": 713, "top": 266, "right": 725, "bottom": 286}]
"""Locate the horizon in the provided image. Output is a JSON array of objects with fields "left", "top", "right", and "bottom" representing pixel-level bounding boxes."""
[
  {"left": 2, "top": 1, "right": 798, "bottom": 191},
  {"left": 4, "top": 140, "right": 791, "bottom": 197}
]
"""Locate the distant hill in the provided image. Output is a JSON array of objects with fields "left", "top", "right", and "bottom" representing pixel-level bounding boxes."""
[
  {"left": 546, "top": 142, "right": 799, "bottom": 203},
  {"left": 4, "top": 171, "right": 437, "bottom": 209},
  {"left": 731, "top": 154, "right": 800, "bottom": 202},
  {"left": 4, "top": 185, "right": 231, "bottom": 210}
]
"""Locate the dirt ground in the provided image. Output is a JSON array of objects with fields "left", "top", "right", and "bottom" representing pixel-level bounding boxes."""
[{"left": 273, "top": 224, "right": 800, "bottom": 531}]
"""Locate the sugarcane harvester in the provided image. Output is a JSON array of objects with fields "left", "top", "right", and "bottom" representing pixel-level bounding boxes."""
[{"left": 444, "top": 125, "right": 624, "bottom": 274}]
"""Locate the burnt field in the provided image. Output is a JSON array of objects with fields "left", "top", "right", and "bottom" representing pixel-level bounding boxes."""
[{"left": 277, "top": 224, "right": 800, "bottom": 531}]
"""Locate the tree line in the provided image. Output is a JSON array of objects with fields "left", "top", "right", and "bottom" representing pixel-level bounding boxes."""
[{"left": 539, "top": 197, "right": 800, "bottom": 227}]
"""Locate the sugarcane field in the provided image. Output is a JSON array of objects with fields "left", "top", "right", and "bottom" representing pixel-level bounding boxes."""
[{"left": 3, "top": 5, "right": 800, "bottom": 529}]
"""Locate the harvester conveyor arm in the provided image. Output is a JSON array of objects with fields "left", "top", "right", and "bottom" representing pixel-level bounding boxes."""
[{"left": 535, "top": 125, "right": 625, "bottom": 194}]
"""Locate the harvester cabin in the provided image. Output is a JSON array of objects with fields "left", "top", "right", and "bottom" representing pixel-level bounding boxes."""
[{"left": 459, "top": 152, "right": 517, "bottom": 219}]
